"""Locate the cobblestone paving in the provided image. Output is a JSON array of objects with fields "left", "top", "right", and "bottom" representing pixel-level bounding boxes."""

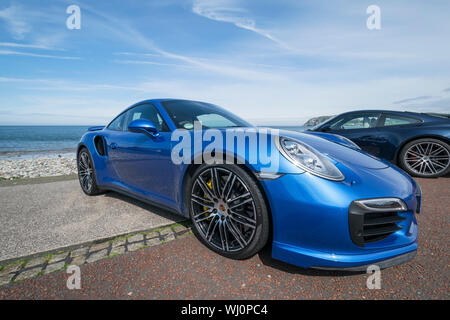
[{"left": 0, "top": 222, "right": 192, "bottom": 286}]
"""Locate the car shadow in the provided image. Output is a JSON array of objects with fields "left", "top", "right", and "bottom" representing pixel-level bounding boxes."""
[
  {"left": 102, "top": 190, "right": 187, "bottom": 224},
  {"left": 257, "top": 245, "right": 365, "bottom": 277}
]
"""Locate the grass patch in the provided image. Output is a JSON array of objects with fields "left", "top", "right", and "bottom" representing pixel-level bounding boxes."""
[
  {"left": 54, "top": 263, "right": 68, "bottom": 273},
  {"left": 0, "top": 176, "right": 21, "bottom": 181},
  {"left": 152, "top": 221, "right": 189, "bottom": 233},
  {"left": 19, "top": 259, "right": 28, "bottom": 268},
  {"left": 108, "top": 253, "right": 119, "bottom": 258},
  {"left": 151, "top": 225, "right": 172, "bottom": 233},
  {"left": 108, "top": 221, "right": 192, "bottom": 242},
  {"left": 110, "top": 233, "right": 135, "bottom": 243},
  {"left": 1, "top": 258, "right": 28, "bottom": 270}
]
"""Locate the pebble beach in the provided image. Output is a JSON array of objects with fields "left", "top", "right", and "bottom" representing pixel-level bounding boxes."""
[
  {"left": 0, "top": 154, "right": 77, "bottom": 180},
  {"left": 0, "top": 126, "right": 89, "bottom": 180}
]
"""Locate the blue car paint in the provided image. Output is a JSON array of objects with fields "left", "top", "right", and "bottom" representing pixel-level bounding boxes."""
[{"left": 78, "top": 99, "right": 419, "bottom": 269}]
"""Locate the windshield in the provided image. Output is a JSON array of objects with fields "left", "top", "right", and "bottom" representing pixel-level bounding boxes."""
[
  {"left": 162, "top": 100, "right": 252, "bottom": 129},
  {"left": 425, "top": 113, "right": 450, "bottom": 119},
  {"left": 310, "top": 115, "right": 340, "bottom": 130}
]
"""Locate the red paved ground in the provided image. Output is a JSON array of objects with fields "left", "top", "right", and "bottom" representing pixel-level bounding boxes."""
[{"left": 0, "top": 177, "right": 448, "bottom": 299}]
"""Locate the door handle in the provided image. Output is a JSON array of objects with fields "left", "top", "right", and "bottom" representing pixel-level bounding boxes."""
[{"left": 110, "top": 143, "right": 118, "bottom": 149}]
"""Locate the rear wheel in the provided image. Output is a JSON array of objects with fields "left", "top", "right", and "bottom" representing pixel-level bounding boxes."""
[
  {"left": 77, "top": 148, "right": 101, "bottom": 195},
  {"left": 188, "top": 164, "right": 269, "bottom": 260},
  {"left": 399, "top": 138, "right": 450, "bottom": 178}
]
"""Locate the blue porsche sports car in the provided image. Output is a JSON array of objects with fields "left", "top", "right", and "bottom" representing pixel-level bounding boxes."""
[
  {"left": 77, "top": 99, "right": 420, "bottom": 270},
  {"left": 310, "top": 110, "right": 450, "bottom": 178}
]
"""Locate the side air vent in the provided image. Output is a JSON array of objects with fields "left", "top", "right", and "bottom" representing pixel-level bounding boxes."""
[
  {"left": 94, "top": 135, "right": 106, "bottom": 156},
  {"left": 348, "top": 198, "right": 407, "bottom": 246}
]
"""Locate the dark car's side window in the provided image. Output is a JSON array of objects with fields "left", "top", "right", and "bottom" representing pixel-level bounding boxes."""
[
  {"left": 123, "top": 103, "right": 169, "bottom": 132},
  {"left": 330, "top": 113, "right": 380, "bottom": 130},
  {"left": 107, "top": 112, "right": 126, "bottom": 131},
  {"left": 382, "top": 114, "right": 421, "bottom": 127}
]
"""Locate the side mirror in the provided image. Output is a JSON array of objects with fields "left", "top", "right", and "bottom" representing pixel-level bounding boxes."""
[
  {"left": 320, "top": 125, "right": 331, "bottom": 132},
  {"left": 128, "top": 119, "right": 159, "bottom": 137}
]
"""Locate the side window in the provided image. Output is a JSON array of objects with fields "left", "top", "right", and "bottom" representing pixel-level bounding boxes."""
[
  {"left": 331, "top": 113, "right": 380, "bottom": 130},
  {"left": 124, "top": 104, "right": 169, "bottom": 132},
  {"left": 107, "top": 113, "right": 126, "bottom": 131},
  {"left": 382, "top": 115, "right": 421, "bottom": 127}
]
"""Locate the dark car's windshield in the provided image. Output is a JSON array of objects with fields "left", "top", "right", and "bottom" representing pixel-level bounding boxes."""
[
  {"left": 310, "top": 115, "right": 339, "bottom": 130},
  {"left": 162, "top": 100, "right": 252, "bottom": 130},
  {"left": 425, "top": 112, "right": 450, "bottom": 119}
]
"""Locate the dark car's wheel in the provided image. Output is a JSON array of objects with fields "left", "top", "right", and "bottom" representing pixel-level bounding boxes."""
[
  {"left": 399, "top": 138, "right": 450, "bottom": 178},
  {"left": 188, "top": 164, "right": 269, "bottom": 260},
  {"left": 77, "top": 148, "right": 101, "bottom": 195}
]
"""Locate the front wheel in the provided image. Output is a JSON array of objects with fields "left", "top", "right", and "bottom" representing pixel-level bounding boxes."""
[
  {"left": 77, "top": 148, "right": 101, "bottom": 195},
  {"left": 188, "top": 165, "right": 269, "bottom": 260},
  {"left": 399, "top": 138, "right": 450, "bottom": 178}
]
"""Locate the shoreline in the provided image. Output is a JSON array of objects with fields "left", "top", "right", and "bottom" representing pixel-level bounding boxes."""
[
  {"left": 0, "top": 149, "right": 76, "bottom": 160},
  {"left": 0, "top": 174, "right": 78, "bottom": 187},
  {"left": 0, "top": 153, "right": 77, "bottom": 180}
]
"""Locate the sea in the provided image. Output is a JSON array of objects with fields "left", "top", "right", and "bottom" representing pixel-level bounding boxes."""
[
  {"left": 0, "top": 126, "right": 91, "bottom": 160},
  {"left": 0, "top": 125, "right": 309, "bottom": 160}
]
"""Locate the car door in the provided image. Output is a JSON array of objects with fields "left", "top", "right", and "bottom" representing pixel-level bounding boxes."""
[
  {"left": 372, "top": 113, "right": 423, "bottom": 161},
  {"left": 106, "top": 103, "right": 176, "bottom": 205},
  {"left": 321, "top": 112, "right": 383, "bottom": 156}
]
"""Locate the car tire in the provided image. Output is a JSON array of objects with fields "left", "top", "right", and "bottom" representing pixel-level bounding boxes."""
[
  {"left": 188, "top": 164, "right": 269, "bottom": 260},
  {"left": 77, "top": 147, "right": 102, "bottom": 195},
  {"left": 399, "top": 138, "right": 450, "bottom": 178}
]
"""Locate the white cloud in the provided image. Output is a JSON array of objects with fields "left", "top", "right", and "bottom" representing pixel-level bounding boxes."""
[
  {"left": 113, "top": 59, "right": 194, "bottom": 68},
  {"left": 76, "top": 4, "right": 287, "bottom": 81},
  {"left": 0, "top": 4, "right": 68, "bottom": 48},
  {"left": 0, "top": 49, "right": 80, "bottom": 60},
  {"left": 0, "top": 5, "right": 31, "bottom": 39},
  {"left": 0, "top": 42, "right": 63, "bottom": 50},
  {"left": 191, "top": 0, "right": 287, "bottom": 48},
  {"left": 0, "top": 77, "right": 51, "bottom": 83},
  {"left": 393, "top": 96, "right": 434, "bottom": 104}
]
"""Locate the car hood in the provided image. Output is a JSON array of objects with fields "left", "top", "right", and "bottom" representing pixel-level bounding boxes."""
[{"left": 277, "top": 129, "right": 389, "bottom": 170}]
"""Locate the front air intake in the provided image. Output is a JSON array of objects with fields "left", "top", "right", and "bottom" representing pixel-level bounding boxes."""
[{"left": 348, "top": 198, "right": 407, "bottom": 246}]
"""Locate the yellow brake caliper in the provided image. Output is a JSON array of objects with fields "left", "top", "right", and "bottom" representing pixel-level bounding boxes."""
[{"left": 204, "top": 179, "right": 213, "bottom": 221}]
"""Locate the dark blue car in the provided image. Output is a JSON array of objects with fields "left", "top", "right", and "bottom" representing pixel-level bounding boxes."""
[{"left": 310, "top": 110, "right": 450, "bottom": 177}]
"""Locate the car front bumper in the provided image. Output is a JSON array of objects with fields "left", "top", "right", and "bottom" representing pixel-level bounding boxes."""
[{"left": 259, "top": 164, "right": 420, "bottom": 270}]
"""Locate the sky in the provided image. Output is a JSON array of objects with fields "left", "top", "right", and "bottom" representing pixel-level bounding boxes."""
[{"left": 0, "top": 0, "right": 449, "bottom": 125}]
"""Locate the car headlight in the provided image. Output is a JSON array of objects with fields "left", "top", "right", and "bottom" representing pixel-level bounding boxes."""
[{"left": 276, "top": 137, "right": 345, "bottom": 181}]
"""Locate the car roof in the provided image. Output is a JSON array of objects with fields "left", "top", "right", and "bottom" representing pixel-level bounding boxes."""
[
  {"left": 338, "top": 110, "right": 448, "bottom": 120},
  {"left": 135, "top": 98, "right": 194, "bottom": 104},
  {"left": 341, "top": 110, "right": 416, "bottom": 115}
]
